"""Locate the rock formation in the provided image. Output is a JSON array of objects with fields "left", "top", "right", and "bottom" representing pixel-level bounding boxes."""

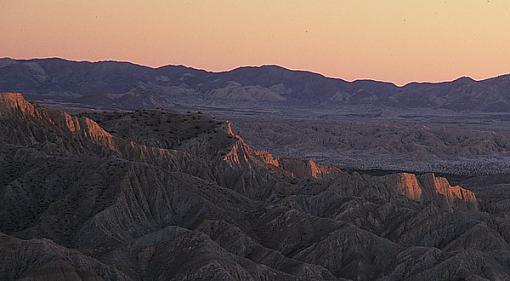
[
  {"left": 224, "top": 121, "right": 340, "bottom": 178},
  {"left": 1, "top": 93, "right": 509, "bottom": 281},
  {"left": 394, "top": 172, "right": 478, "bottom": 210}
]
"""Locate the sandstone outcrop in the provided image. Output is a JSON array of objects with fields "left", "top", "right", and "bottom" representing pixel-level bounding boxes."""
[
  {"left": 224, "top": 121, "right": 340, "bottom": 178},
  {"left": 394, "top": 172, "right": 478, "bottom": 210}
]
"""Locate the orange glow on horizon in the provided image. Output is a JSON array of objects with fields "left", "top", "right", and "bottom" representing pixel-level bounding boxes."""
[{"left": 1, "top": 0, "right": 509, "bottom": 85}]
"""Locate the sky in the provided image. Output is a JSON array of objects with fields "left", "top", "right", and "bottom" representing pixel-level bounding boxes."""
[{"left": 1, "top": 0, "right": 509, "bottom": 85}]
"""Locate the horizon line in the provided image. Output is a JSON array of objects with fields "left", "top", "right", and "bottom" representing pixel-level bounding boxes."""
[{"left": 2, "top": 56, "right": 509, "bottom": 88}]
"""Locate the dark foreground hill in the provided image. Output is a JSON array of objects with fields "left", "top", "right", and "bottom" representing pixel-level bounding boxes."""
[
  {"left": 1, "top": 57, "right": 510, "bottom": 112},
  {"left": 2, "top": 93, "right": 510, "bottom": 280}
]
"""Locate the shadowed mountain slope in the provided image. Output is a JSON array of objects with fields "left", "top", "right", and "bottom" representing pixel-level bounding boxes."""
[
  {"left": 1, "top": 93, "right": 510, "bottom": 281},
  {"left": 1, "top": 58, "right": 510, "bottom": 111}
]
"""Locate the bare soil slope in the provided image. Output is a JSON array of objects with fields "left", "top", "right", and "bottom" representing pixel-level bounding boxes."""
[{"left": 1, "top": 93, "right": 510, "bottom": 281}]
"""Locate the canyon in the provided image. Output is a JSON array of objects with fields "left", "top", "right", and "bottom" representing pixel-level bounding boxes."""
[
  {"left": 3, "top": 57, "right": 510, "bottom": 175},
  {"left": 1, "top": 93, "right": 510, "bottom": 280}
]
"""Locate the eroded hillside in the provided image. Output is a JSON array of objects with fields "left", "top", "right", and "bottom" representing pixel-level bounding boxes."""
[
  {"left": 1, "top": 93, "right": 510, "bottom": 281},
  {"left": 233, "top": 118, "right": 510, "bottom": 175}
]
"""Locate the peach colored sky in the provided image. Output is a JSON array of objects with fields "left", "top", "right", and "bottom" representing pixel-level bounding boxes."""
[{"left": 1, "top": 0, "right": 509, "bottom": 85}]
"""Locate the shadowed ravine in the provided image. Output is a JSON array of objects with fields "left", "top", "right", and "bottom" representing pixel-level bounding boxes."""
[{"left": 2, "top": 93, "right": 510, "bottom": 281}]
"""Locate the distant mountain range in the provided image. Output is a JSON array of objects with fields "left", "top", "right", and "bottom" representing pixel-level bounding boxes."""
[{"left": 1, "top": 57, "right": 510, "bottom": 111}]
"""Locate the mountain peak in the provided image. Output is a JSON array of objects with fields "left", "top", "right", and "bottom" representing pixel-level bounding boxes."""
[
  {"left": 0, "top": 92, "right": 25, "bottom": 101},
  {"left": 0, "top": 92, "right": 36, "bottom": 115},
  {"left": 453, "top": 76, "right": 477, "bottom": 83}
]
